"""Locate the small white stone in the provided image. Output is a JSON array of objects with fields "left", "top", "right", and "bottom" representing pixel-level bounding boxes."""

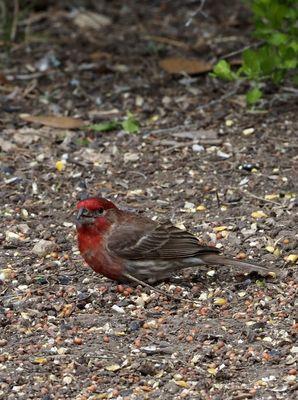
[
  {"left": 36, "top": 154, "right": 45, "bottom": 162},
  {"left": 18, "top": 285, "right": 28, "bottom": 291},
  {"left": 32, "top": 240, "right": 57, "bottom": 256},
  {"left": 239, "top": 177, "right": 249, "bottom": 186},
  {"left": 32, "top": 182, "right": 38, "bottom": 194},
  {"left": 21, "top": 209, "right": 29, "bottom": 219},
  {"left": 6, "top": 231, "right": 21, "bottom": 241},
  {"left": 199, "top": 292, "right": 208, "bottom": 301},
  {"left": 17, "top": 224, "right": 30, "bottom": 234},
  {"left": 63, "top": 222, "right": 74, "bottom": 227},
  {"left": 112, "top": 305, "right": 125, "bottom": 314},
  {"left": 290, "top": 346, "right": 298, "bottom": 353},
  {"left": 173, "top": 374, "right": 183, "bottom": 380},
  {"left": 191, "top": 354, "right": 201, "bottom": 364},
  {"left": 135, "top": 95, "right": 144, "bottom": 107},
  {"left": 238, "top": 291, "right": 247, "bottom": 298},
  {"left": 242, "top": 127, "right": 255, "bottom": 136},
  {"left": 192, "top": 144, "right": 204, "bottom": 152},
  {"left": 217, "top": 150, "right": 231, "bottom": 159},
  {"left": 145, "top": 320, "right": 158, "bottom": 329},
  {"left": 183, "top": 202, "right": 196, "bottom": 212},
  {"left": 124, "top": 152, "right": 139, "bottom": 162},
  {"left": 62, "top": 376, "right": 72, "bottom": 385},
  {"left": 57, "top": 347, "right": 68, "bottom": 355}
]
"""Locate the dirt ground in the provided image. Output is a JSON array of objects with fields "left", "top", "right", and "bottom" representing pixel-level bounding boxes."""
[{"left": 0, "top": 1, "right": 297, "bottom": 399}]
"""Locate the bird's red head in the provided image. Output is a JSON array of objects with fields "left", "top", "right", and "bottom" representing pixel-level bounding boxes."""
[
  {"left": 76, "top": 197, "right": 117, "bottom": 212},
  {"left": 76, "top": 197, "right": 117, "bottom": 233}
]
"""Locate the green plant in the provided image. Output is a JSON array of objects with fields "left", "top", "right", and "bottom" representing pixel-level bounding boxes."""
[
  {"left": 212, "top": 0, "right": 298, "bottom": 105},
  {"left": 88, "top": 113, "right": 140, "bottom": 134},
  {"left": 0, "top": 0, "right": 52, "bottom": 44}
]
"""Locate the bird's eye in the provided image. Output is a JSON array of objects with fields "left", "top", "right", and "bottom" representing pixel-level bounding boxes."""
[{"left": 95, "top": 207, "right": 104, "bottom": 216}]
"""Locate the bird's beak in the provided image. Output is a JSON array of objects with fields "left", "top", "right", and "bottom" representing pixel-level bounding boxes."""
[{"left": 76, "top": 208, "right": 84, "bottom": 221}]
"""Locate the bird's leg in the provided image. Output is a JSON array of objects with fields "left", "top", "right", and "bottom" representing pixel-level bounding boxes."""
[
  {"left": 123, "top": 272, "right": 203, "bottom": 307},
  {"left": 123, "top": 272, "right": 180, "bottom": 301}
]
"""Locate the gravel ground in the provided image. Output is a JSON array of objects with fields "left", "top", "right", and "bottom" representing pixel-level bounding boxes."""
[{"left": 0, "top": 1, "right": 297, "bottom": 399}]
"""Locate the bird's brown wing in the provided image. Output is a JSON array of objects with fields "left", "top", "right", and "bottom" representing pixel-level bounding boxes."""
[{"left": 107, "top": 221, "right": 219, "bottom": 260}]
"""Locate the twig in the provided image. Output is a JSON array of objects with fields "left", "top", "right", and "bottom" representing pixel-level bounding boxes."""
[
  {"left": 160, "top": 139, "right": 222, "bottom": 154},
  {"left": 143, "top": 35, "right": 190, "bottom": 50},
  {"left": 150, "top": 125, "right": 198, "bottom": 136},
  {"left": 221, "top": 40, "right": 265, "bottom": 60},
  {"left": 10, "top": 0, "right": 19, "bottom": 41},
  {"left": 242, "top": 191, "right": 282, "bottom": 206},
  {"left": 215, "top": 191, "right": 221, "bottom": 208},
  {"left": 197, "top": 83, "right": 241, "bottom": 110},
  {"left": 0, "top": 1, "right": 7, "bottom": 26},
  {"left": 232, "top": 393, "right": 254, "bottom": 400},
  {"left": 185, "top": 0, "right": 207, "bottom": 26},
  {"left": 0, "top": 287, "right": 8, "bottom": 296},
  {"left": 283, "top": 86, "right": 298, "bottom": 94}
]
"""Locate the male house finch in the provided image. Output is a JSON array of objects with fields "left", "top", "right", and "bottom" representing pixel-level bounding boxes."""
[{"left": 76, "top": 197, "right": 272, "bottom": 287}]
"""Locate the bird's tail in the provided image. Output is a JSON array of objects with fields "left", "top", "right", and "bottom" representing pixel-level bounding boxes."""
[{"left": 199, "top": 254, "right": 276, "bottom": 274}]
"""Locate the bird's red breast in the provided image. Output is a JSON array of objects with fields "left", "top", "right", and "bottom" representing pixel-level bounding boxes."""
[{"left": 77, "top": 225, "right": 124, "bottom": 280}]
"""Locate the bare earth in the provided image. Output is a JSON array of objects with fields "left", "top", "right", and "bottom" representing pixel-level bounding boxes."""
[{"left": 0, "top": 1, "right": 297, "bottom": 399}]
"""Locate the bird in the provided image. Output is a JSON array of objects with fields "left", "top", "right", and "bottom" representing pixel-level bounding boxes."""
[{"left": 75, "top": 197, "right": 274, "bottom": 293}]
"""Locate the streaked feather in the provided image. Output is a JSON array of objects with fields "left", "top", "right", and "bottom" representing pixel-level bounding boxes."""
[{"left": 107, "top": 219, "right": 219, "bottom": 260}]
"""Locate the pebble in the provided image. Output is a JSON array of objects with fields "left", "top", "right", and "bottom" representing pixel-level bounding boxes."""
[
  {"left": 129, "top": 321, "right": 142, "bottom": 332},
  {"left": 5, "top": 231, "right": 21, "bottom": 241},
  {"left": 17, "top": 223, "right": 30, "bottom": 234},
  {"left": 73, "top": 337, "right": 83, "bottom": 345},
  {"left": 124, "top": 152, "right": 139, "bottom": 162},
  {"left": 112, "top": 304, "right": 125, "bottom": 314},
  {"left": 288, "top": 369, "right": 297, "bottom": 375},
  {"left": 242, "top": 127, "right": 255, "bottom": 136},
  {"left": 58, "top": 275, "right": 71, "bottom": 285},
  {"left": 192, "top": 144, "right": 204, "bottom": 152},
  {"left": 0, "top": 339, "right": 8, "bottom": 347},
  {"left": 134, "top": 293, "right": 150, "bottom": 307},
  {"left": 143, "top": 320, "right": 158, "bottom": 329},
  {"left": 62, "top": 376, "right": 73, "bottom": 385},
  {"left": 165, "top": 380, "right": 179, "bottom": 394},
  {"left": 32, "top": 240, "right": 57, "bottom": 257},
  {"left": 217, "top": 150, "right": 231, "bottom": 159}
]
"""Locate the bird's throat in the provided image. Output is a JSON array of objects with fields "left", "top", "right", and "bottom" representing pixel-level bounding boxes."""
[{"left": 77, "top": 230, "right": 123, "bottom": 280}]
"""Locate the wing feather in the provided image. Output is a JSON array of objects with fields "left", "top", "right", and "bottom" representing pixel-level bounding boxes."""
[{"left": 107, "top": 220, "right": 219, "bottom": 260}]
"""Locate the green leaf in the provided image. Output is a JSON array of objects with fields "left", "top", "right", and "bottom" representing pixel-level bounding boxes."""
[
  {"left": 212, "top": 60, "right": 236, "bottom": 81},
  {"left": 256, "top": 279, "right": 266, "bottom": 288},
  {"left": 258, "top": 46, "right": 278, "bottom": 75},
  {"left": 121, "top": 115, "right": 140, "bottom": 134},
  {"left": 242, "top": 49, "right": 261, "bottom": 78},
  {"left": 246, "top": 87, "right": 263, "bottom": 105},
  {"left": 272, "top": 70, "right": 285, "bottom": 84},
  {"left": 253, "top": 26, "right": 274, "bottom": 39},
  {"left": 88, "top": 121, "right": 119, "bottom": 132},
  {"left": 289, "top": 41, "right": 298, "bottom": 54},
  {"left": 75, "top": 138, "right": 89, "bottom": 147},
  {"left": 292, "top": 74, "right": 298, "bottom": 86},
  {"left": 269, "top": 32, "right": 288, "bottom": 46},
  {"left": 211, "top": 1, "right": 297, "bottom": 105},
  {"left": 283, "top": 57, "right": 297, "bottom": 69},
  {"left": 280, "top": 46, "right": 297, "bottom": 69}
]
